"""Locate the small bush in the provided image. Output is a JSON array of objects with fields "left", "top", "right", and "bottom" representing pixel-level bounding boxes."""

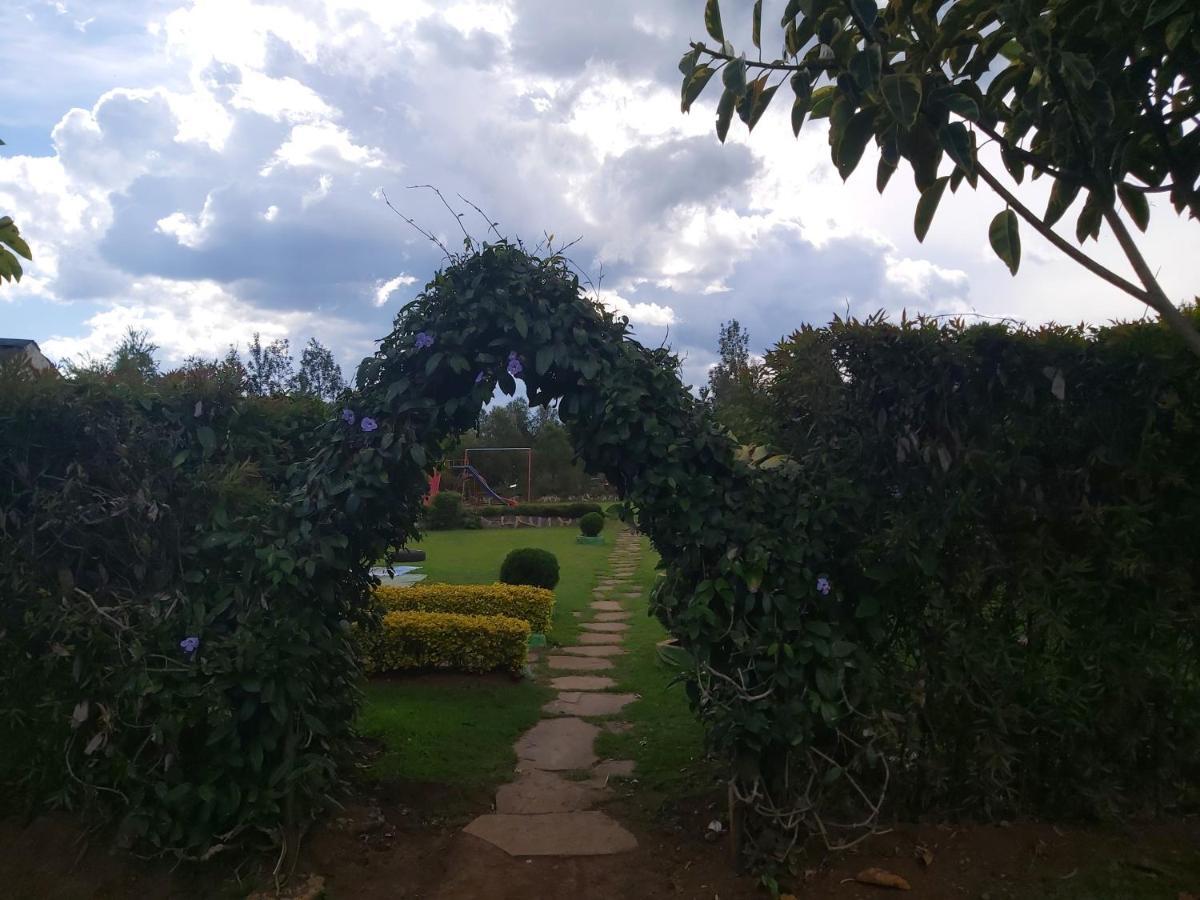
[
  {"left": 426, "top": 491, "right": 465, "bottom": 529},
  {"left": 359, "top": 610, "right": 529, "bottom": 675},
  {"left": 499, "top": 548, "right": 560, "bottom": 589},
  {"left": 375, "top": 582, "right": 555, "bottom": 634},
  {"left": 477, "top": 501, "right": 602, "bottom": 519},
  {"left": 579, "top": 511, "right": 604, "bottom": 537}
]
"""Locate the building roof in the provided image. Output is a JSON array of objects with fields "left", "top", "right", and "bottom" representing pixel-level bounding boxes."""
[{"left": 0, "top": 338, "right": 39, "bottom": 349}]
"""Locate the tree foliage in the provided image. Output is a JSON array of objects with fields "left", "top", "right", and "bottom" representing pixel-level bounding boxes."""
[
  {"left": 0, "top": 139, "right": 33, "bottom": 286},
  {"left": 701, "top": 319, "right": 771, "bottom": 442},
  {"left": 679, "top": 0, "right": 1200, "bottom": 351}
]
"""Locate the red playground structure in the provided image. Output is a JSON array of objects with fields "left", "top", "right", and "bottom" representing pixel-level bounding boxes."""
[{"left": 425, "top": 447, "right": 532, "bottom": 507}]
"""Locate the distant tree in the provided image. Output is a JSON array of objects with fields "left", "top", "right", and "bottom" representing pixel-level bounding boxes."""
[
  {"left": 295, "top": 338, "right": 346, "bottom": 401},
  {"left": 107, "top": 328, "right": 160, "bottom": 381},
  {"left": 678, "top": 0, "right": 1200, "bottom": 353},
  {"left": 701, "top": 320, "right": 770, "bottom": 442},
  {"left": 245, "top": 333, "right": 295, "bottom": 396}
]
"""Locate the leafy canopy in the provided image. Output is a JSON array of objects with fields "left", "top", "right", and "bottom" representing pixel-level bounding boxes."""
[{"left": 679, "top": 0, "right": 1200, "bottom": 350}]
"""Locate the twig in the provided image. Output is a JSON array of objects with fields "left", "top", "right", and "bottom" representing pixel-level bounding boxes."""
[
  {"left": 380, "top": 189, "right": 451, "bottom": 259},
  {"left": 407, "top": 184, "right": 473, "bottom": 247}
]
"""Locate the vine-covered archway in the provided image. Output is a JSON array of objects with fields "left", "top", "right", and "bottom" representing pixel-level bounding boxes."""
[{"left": 305, "top": 240, "right": 881, "bottom": 866}]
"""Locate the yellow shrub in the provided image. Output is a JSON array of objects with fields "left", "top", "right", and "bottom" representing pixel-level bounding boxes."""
[
  {"left": 359, "top": 610, "right": 530, "bottom": 675},
  {"left": 374, "top": 582, "right": 555, "bottom": 634}
]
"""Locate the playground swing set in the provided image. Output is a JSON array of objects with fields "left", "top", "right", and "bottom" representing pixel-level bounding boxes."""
[{"left": 425, "top": 447, "right": 533, "bottom": 507}]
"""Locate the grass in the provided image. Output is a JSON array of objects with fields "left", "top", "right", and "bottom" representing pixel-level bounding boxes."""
[
  {"left": 357, "top": 525, "right": 608, "bottom": 800},
  {"left": 594, "top": 535, "right": 717, "bottom": 813},
  {"left": 408, "top": 525, "right": 612, "bottom": 645}
]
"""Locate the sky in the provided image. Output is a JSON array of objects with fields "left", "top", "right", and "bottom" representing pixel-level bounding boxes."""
[{"left": 3, "top": 0, "right": 1198, "bottom": 389}]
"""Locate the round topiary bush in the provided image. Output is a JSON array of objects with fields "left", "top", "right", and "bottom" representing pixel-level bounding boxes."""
[
  {"left": 579, "top": 511, "right": 604, "bottom": 537},
  {"left": 499, "top": 547, "right": 560, "bottom": 589}
]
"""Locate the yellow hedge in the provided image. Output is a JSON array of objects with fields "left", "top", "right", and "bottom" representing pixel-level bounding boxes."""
[
  {"left": 374, "top": 582, "right": 555, "bottom": 634},
  {"left": 359, "top": 610, "right": 530, "bottom": 675}
]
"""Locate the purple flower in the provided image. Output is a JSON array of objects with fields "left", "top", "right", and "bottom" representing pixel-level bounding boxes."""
[
  {"left": 360, "top": 417, "right": 378, "bottom": 433},
  {"left": 341, "top": 408, "right": 356, "bottom": 425},
  {"left": 816, "top": 576, "right": 831, "bottom": 596},
  {"left": 474, "top": 371, "right": 486, "bottom": 384},
  {"left": 180, "top": 636, "right": 200, "bottom": 654},
  {"left": 414, "top": 332, "right": 434, "bottom": 350},
  {"left": 506, "top": 352, "right": 523, "bottom": 377}
]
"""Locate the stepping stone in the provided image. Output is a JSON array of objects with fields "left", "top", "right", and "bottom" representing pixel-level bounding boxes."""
[
  {"left": 494, "top": 769, "right": 600, "bottom": 814},
  {"left": 542, "top": 691, "right": 638, "bottom": 717},
  {"left": 590, "top": 600, "right": 623, "bottom": 611},
  {"left": 515, "top": 718, "right": 599, "bottom": 770},
  {"left": 578, "top": 632, "right": 622, "bottom": 645},
  {"left": 463, "top": 811, "right": 637, "bottom": 856},
  {"left": 551, "top": 675, "right": 615, "bottom": 690},
  {"left": 594, "top": 611, "right": 633, "bottom": 622},
  {"left": 582, "top": 622, "right": 630, "bottom": 634},
  {"left": 591, "top": 759, "right": 637, "bottom": 780},
  {"left": 547, "top": 655, "right": 613, "bottom": 671},
  {"left": 557, "top": 644, "right": 625, "bottom": 658}
]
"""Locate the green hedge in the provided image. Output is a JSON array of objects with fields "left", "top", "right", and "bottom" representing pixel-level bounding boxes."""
[
  {"left": 498, "top": 547, "right": 560, "bottom": 589},
  {"left": 476, "top": 500, "right": 602, "bottom": 518},
  {"left": 359, "top": 610, "right": 529, "bottom": 675},
  {"left": 375, "top": 582, "right": 554, "bottom": 634},
  {"left": 578, "top": 511, "right": 604, "bottom": 536}
]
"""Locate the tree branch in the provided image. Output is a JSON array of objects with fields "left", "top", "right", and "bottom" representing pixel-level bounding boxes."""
[
  {"left": 694, "top": 42, "right": 830, "bottom": 75},
  {"left": 974, "top": 161, "right": 1147, "bottom": 301},
  {"left": 1101, "top": 207, "right": 1200, "bottom": 356}
]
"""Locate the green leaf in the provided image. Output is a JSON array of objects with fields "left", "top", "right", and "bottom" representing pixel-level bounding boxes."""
[
  {"left": 940, "top": 91, "right": 980, "bottom": 122},
  {"left": 197, "top": 426, "right": 216, "bottom": 456},
  {"left": 746, "top": 83, "right": 779, "bottom": 132},
  {"left": 855, "top": 595, "right": 880, "bottom": 618},
  {"left": 1164, "top": 13, "right": 1193, "bottom": 49},
  {"left": 1146, "top": 0, "right": 1186, "bottom": 26},
  {"left": 849, "top": 0, "right": 877, "bottom": 29},
  {"left": 913, "top": 176, "right": 950, "bottom": 242},
  {"left": 1075, "top": 192, "right": 1104, "bottom": 243},
  {"left": 681, "top": 65, "right": 718, "bottom": 113},
  {"left": 716, "top": 87, "right": 737, "bottom": 142},
  {"left": 807, "top": 85, "right": 837, "bottom": 119},
  {"left": 790, "top": 73, "right": 812, "bottom": 136},
  {"left": 849, "top": 44, "right": 882, "bottom": 90},
  {"left": 513, "top": 309, "right": 528, "bottom": 338},
  {"left": 937, "top": 122, "right": 976, "bottom": 185},
  {"left": 678, "top": 48, "right": 700, "bottom": 77},
  {"left": 1044, "top": 179, "right": 1081, "bottom": 228},
  {"left": 535, "top": 345, "right": 554, "bottom": 375},
  {"left": 876, "top": 156, "right": 897, "bottom": 193},
  {"left": 722, "top": 54, "right": 747, "bottom": 97},
  {"left": 989, "top": 209, "right": 1021, "bottom": 275},
  {"left": 704, "top": 0, "right": 725, "bottom": 42},
  {"left": 834, "top": 108, "right": 876, "bottom": 180},
  {"left": 1058, "top": 52, "right": 1096, "bottom": 91},
  {"left": 752, "top": 0, "right": 762, "bottom": 48},
  {"left": 880, "top": 74, "right": 922, "bottom": 128},
  {"left": 1117, "top": 184, "right": 1150, "bottom": 232},
  {"left": 0, "top": 220, "right": 32, "bottom": 260}
]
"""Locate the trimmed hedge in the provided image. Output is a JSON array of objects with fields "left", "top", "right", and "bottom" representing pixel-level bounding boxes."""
[
  {"left": 499, "top": 547, "right": 560, "bottom": 589},
  {"left": 359, "top": 610, "right": 529, "bottom": 675},
  {"left": 375, "top": 582, "right": 555, "bottom": 634},
  {"left": 578, "top": 511, "right": 604, "bottom": 536},
  {"left": 477, "top": 501, "right": 602, "bottom": 519}
]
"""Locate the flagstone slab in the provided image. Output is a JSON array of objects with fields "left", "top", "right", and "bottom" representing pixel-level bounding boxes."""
[
  {"left": 581, "top": 622, "right": 630, "bottom": 634},
  {"left": 542, "top": 692, "right": 638, "bottom": 717},
  {"left": 547, "top": 654, "right": 613, "bottom": 671},
  {"left": 494, "top": 769, "right": 601, "bottom": 814},
  {"left": 463, "top": 811, "right": 637, "bottom": 857},
  {"left": 590, "top": 600, "right": 624, "bottom": 611},
  {"left": 591, "top": 759, "right": 637, "bottom": 780},
  {"left": 550, "top": 675, "right": 616, "bottom": 691},
  {"left": 556, "top": 644, "right": 626, "bottom": 658},
  {"left": 594, "top": 611, "right": 633, "bottom": 622},
  {"left": 577, "top": 632, "right": 622, "bottom": 645},
  {"left": 514, "top": 717, "right": 599, "bottom": 770}
]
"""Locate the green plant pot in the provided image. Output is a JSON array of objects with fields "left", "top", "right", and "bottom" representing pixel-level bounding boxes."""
[
  {"left": 576, "top": 535, "right": 605, "bottom": 545},
  {"left": 528, "top": 633, "right": 547, "bottom": 648}
]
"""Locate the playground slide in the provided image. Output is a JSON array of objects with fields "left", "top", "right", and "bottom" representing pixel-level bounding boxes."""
[{"left": 456, "top": 464, "right": 518, "bottom": 506}]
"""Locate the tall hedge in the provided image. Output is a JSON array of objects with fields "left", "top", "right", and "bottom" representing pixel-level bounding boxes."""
[
  {"left": 0, "top": 369, "right": 370, "bottom": 854},
  {"left": 759, "top": 313, "right": 1200, "bottom": 820}
]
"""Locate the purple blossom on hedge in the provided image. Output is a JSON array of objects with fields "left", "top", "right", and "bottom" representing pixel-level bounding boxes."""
[
  {"left": 475, "top": 371, "right": 486, "bottom": 384},
  {"left": 341, "top": 408, "right": 356, "bottom": 425},
  {"left": 180, "top": 636, "right": 200, "bottom": 654},
  {"left": 360, "top": 417, "right": 378, "bottom": 433},
  {"left": 816, "top": 576, "right": 831, "bottom": 596},
  {"left": 414, "top": 332, "right": 434, "bottom": 350},
  {"left": 506, "top": 352, "right": 523, "bottom": 377}
]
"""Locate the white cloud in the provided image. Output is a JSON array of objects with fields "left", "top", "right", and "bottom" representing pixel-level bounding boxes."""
[
  {"left": 262, "top": 121, "right": 385, "bottom": 173},
  {"left": 600, "top": 291, "right": 676, "bottom": 327},
  {"left": 374, "top": 273, "right": 418, "bottom": 306}
]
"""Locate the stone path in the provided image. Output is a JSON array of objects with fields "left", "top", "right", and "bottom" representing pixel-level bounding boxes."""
[{"left": 463, "top": 529, "right": 644, "bottom": 857}]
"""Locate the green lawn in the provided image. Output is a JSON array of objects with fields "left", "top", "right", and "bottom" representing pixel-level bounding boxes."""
[
  {"left": 408, "top": 525, "right": 613, "bottom": 645},
  {"left": 594, "top": 536, "right": 716, "bottom": 812}
]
